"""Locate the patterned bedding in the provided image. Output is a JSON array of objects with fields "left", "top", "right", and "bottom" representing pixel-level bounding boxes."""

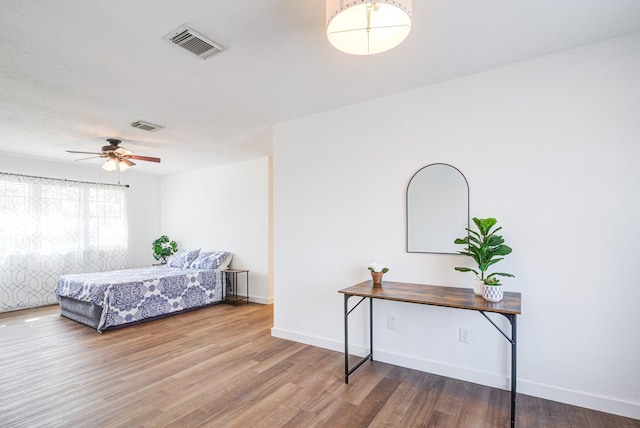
[{"left": 55, "top": 265, "right": 225, "bottom": 332}]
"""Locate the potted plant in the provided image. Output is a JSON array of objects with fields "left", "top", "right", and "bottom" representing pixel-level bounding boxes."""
[
  {"left": 454, "top": 217, "right": 514, "bottom": 299},
  {"left": 152, "top": 235, "right": 178, "bottom": 264},
  {"left": 368, "top": 262, "right": 389, "bottom": 287},
  {"left": 481, "top": 276, "right": 505, "bottom": 302}
]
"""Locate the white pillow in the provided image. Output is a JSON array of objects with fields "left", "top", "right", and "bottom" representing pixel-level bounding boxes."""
[
  {"left": 189, "top": 251, "right": 232, "bottom": 270},
  {"left": 168, "top": 249, "right": 201, "bottom": 268}
]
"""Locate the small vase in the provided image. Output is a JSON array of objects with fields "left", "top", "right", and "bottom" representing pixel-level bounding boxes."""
[
  {"left": 371, "top": 272, "right": 384, "bottom": 287},
  {"left": 482, "top": 284, "right": 504, "bottom": 302},
  {"left": 473, "top": 279, "right": 484, "bottom": 296}
]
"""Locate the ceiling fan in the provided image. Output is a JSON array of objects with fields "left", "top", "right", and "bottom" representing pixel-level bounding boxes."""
[{"left": 66, "top": 138, "right": 161, "bottom": 172}]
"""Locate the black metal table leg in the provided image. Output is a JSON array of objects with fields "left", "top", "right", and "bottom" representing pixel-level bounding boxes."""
[
  {"left": 479, "top": 311, "right": 517, "bottom": 427},
  {"left": 510, "top": 314, "right": 517, "bottom": 428},
  {"left": 369, "top": 297, "right": 373, "bottom": 362},
  {"left": 344, "top": 294, "right": 349, "bottom": 383},
  {"left": 343, "top": 294, "right": 373, "bottom": 384}
]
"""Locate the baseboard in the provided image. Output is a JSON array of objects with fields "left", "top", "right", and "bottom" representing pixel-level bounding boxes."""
[
  {"left": 249, "top": 295, "right": 273, "bottom": 305},
  {"left": 270, "top": 328, "right": 640, "bottom": 420},
  {"left": 518, "top": 378, "right": 640, "bottom": 420},
  {"left": 271, "top": 327, "right": 344, "bottom": 353}
]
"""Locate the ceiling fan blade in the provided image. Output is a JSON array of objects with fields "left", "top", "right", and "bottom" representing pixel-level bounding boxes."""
[
  {"left": 74, "top": 156, "right": 103, "bottom": 161},
  {"left": 66, "top": 150, "right": 102, "bottom": 155},
  {"left": 129, "top": 155, "right": 161, "bottom": 163}
]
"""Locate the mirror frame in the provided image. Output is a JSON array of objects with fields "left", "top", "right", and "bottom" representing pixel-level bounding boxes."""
[{"left": 406, "top": 163, "right": 470, "bottom": 254}]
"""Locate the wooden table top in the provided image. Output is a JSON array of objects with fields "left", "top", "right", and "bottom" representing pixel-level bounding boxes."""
[{"left": 339, "top": 281, "right": 521, "bottom": 315}]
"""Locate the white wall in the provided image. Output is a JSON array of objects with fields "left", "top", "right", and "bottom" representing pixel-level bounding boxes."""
[
  {"left": 0, "top": 154, "right": 161, "bottom": 268},
  {"left": 272, "top": 33, "right": 640, "bottom": 419},
  {"left": 161, "top": 157, "right": 272, "bottom": 304}
]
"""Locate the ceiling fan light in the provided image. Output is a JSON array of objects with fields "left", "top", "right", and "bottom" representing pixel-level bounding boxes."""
[
  {"left": 118, "top": 158, "right": 135, "bottom": 171},
  {"left": 326, "top": 0, "right": 412, "bottom": 55},
  {"left": 115, "top": 147, "right": 133, "bottom": 157},
  {"left": 101, "top": 158, "right": 118, "bottom": 172}
]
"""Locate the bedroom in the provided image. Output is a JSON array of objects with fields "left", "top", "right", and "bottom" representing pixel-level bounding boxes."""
[{"left": 1, "top": 0, "right": 639, "bottom": 426}]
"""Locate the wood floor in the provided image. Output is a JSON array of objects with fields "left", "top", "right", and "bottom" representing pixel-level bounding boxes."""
[{"left": 0, "top": 304, "right": 637, "bottom": 428}]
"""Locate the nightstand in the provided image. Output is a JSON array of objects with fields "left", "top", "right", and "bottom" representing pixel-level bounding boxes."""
[{"left": 223, "top": 269, "right": 249, "bottom": 305}]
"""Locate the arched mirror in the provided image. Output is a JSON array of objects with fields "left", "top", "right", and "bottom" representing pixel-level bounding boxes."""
[{"left": 406, "top": 163, "right": 469, "bottom": 254}]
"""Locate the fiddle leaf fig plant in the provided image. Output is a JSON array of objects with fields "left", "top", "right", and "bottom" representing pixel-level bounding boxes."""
[{"left": 454, "top": 217, "right": 514, "bottom": 284}]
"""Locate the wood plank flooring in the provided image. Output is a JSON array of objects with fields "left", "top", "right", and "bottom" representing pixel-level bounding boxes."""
[{"left": 0, "top": 304, "right": 637, "bottom": 427}]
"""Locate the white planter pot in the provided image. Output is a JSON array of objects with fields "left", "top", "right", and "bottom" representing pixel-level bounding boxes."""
[
  {"left": 482, "top": 284, "right": 504, "bottom": 302},
  {"left": 473, "top": 279, "right": 484, "bottom": 296}
]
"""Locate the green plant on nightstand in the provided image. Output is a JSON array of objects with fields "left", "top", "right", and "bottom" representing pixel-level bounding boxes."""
[{"left": 152, "top": 235, "right": 178, "bottom": 264}]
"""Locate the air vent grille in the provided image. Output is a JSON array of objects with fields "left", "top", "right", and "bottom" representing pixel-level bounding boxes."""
[
  {"left": 163, "top": 24, "right": 226, "bottom": 60},
  {"left": 131, "top": 120, "right": 164, "bottom": 132}
]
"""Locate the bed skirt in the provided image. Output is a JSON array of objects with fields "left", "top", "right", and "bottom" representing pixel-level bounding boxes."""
[
  {"left": 59, "top": 296, "right": 103, "bottom": 330},
  {"left": 58, "top": 296, "right": 223, "bottom": 332}
]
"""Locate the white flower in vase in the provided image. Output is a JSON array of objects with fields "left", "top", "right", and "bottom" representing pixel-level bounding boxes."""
[{"left": 367, "top": 263, "right": 389, "bottom": 273}]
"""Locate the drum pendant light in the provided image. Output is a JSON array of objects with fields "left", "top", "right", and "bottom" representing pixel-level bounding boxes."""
[{"left": 326, "top": 0, "right": 412, "bottom": 55}]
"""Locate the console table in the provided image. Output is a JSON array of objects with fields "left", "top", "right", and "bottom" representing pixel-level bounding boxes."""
[{"left": 339, "top": 280, "right": 522, "bottom": 427}]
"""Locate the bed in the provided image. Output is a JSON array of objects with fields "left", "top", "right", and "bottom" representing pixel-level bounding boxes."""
[{"left": 55, "top": 249, "right": 231, "bottom": 332}]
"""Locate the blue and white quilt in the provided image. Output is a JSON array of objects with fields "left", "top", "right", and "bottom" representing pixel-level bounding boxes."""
[{"left": 55, "top": 265, "right": 224, "bottom": 332}]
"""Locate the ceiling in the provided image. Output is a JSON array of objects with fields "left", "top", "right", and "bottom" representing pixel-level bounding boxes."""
[{"left": 1, "top": 1, "right": 639, "bottom": 175}]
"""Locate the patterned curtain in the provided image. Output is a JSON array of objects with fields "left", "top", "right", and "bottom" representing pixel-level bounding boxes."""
[{"left": 0, "top": 173, "right": 128, "bottom": 312}]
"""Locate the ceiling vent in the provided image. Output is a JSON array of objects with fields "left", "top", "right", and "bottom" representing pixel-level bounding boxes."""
[
  {"left": 162, "top": 24, "right": 226, "bottom": 60},
  {"left": 130, "top": 120, "right": 164, "bottom": 132}
]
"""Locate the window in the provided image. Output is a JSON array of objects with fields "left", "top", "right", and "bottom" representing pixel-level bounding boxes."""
[{"left": 0, "top": 173, "right": 128, "bottom": 312}]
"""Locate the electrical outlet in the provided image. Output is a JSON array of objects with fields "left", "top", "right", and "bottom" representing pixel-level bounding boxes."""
[
  {"left": 387, "top": 315, "right": 397, "bottom": 331},
  {"left": 459, "top": 328, "right": 470, "bottom": 344}
]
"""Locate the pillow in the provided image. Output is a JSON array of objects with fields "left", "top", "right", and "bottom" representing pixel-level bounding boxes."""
[
  {"left": 217, "top": 252, "right": 232, "bottom": 269},
  {"left": 168, "top": 249, "right": 201, "bottom": 268},
  {"left": 189, "top": 251, "right": 232, "bottom": 270}
]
